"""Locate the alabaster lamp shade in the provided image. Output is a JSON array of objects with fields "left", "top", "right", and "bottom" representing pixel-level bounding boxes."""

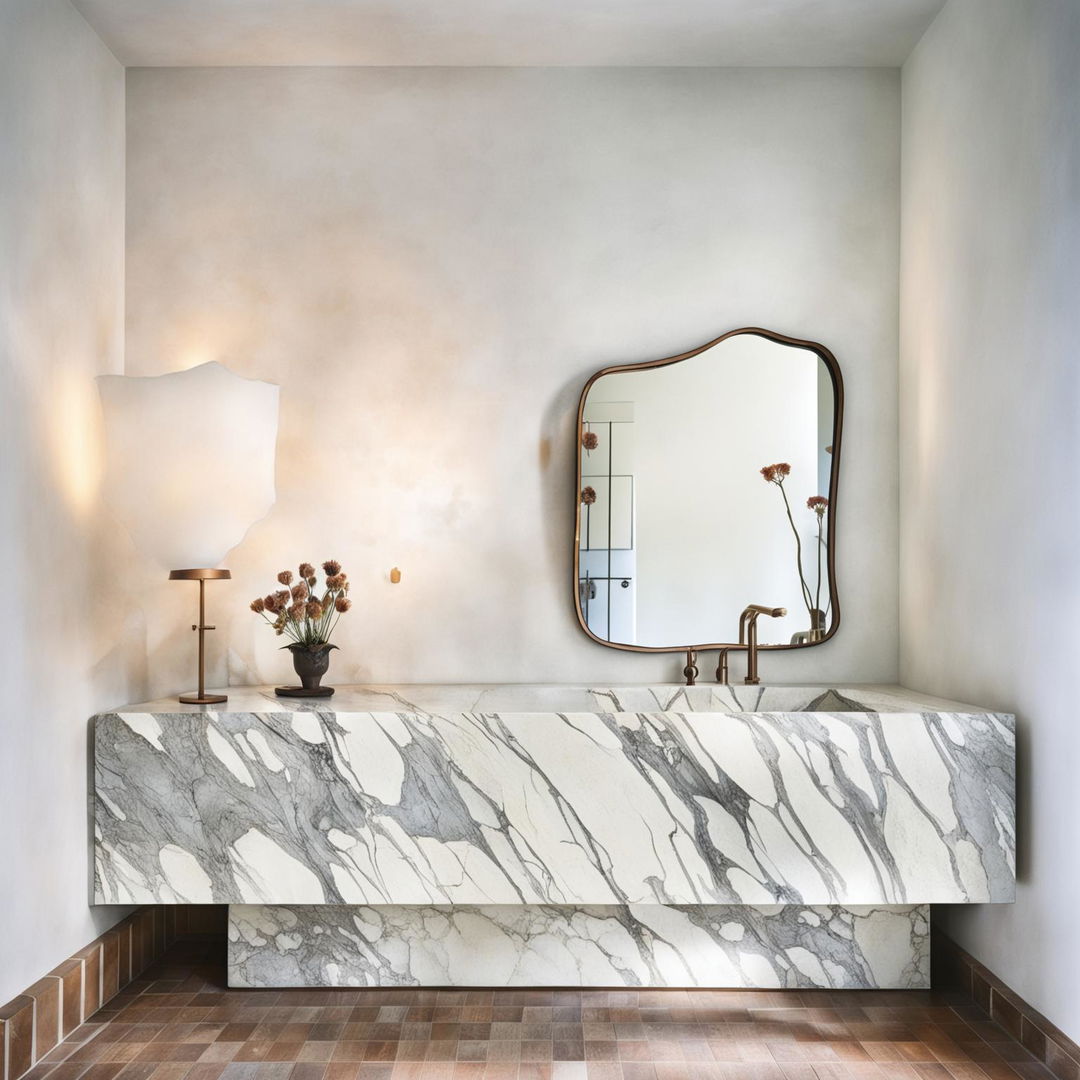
[
  {"left": 98, "top": 362, "right": 279, "bottom": 570},
  {"left": 98, "top": 362, "right": 279, "bottom": 704}
]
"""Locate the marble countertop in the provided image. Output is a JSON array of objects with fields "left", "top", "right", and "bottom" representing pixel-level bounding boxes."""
[
  {"left": 105, "top": 683, "right": 1006, "bottom": 716},
  {"left": 93, "top": 683, "right": 1015, "bottom": 907}
]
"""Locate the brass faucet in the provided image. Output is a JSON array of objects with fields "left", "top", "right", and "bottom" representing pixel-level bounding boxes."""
[{"left": 739, "top": 605, "right": 786, "bottom": 685}]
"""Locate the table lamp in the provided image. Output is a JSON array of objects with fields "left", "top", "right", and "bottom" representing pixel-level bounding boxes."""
[{"left": 98, "top": 362, "right": 279, "bottom": 703}]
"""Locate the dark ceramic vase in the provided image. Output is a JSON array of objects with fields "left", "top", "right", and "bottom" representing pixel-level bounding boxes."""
[{"left": 288, "top": 643, "right": 336, "bottom": 691}]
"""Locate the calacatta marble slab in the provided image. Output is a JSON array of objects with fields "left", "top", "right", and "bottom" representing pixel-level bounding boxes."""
[
  {"left": 228, "top": 903, "right": 931, "bottom": 989},
  {"left": 92, "top": 685, "right": 1015, "bottom": 908}
]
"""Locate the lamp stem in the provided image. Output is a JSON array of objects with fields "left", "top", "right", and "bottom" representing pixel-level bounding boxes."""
[{"left": 197, "top": 578, "right": 206, "bottom": 699}]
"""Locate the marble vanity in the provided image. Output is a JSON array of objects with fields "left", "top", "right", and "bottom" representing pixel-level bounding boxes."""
[{"left": 91, "top": 684, "right": 1015, "bottom": 990}]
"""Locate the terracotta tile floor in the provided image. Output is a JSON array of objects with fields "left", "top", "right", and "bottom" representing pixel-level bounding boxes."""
[{"left": 25, "top": 942, "right": 1056, "bottom": 1080}]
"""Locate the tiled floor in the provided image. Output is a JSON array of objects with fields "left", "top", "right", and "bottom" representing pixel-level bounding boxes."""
[{"left": 26, "top": 943, "right": 1056, "bottom": 1080}]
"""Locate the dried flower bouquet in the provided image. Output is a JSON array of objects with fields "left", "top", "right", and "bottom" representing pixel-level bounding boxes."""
[{"left": 251, "top": 559, "right": 352, "bottom": 649}]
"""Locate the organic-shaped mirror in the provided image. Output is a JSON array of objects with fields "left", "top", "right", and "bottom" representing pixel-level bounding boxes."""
[{"left": 574, "top": 327, "right": 842, "bottom": 654}]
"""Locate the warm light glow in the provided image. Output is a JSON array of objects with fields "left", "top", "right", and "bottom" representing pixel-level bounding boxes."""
[
  {"left": 50, "top": 368, "right": 105, "bottom": 516},
  {"left": 170, "top": 345, "right": 219, "bottom": 373},
  {"left": 97, "top": 362, "right": 279, "bottom": 569}
]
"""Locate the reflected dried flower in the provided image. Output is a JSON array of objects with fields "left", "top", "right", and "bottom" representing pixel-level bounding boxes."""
[
  {"left": 306, "top": 600, "right": 324, "bottom": 620},
  {"left": 250, "top": 597, "right": 266, "bottom": 613},
  {"left": 277, "top": 570, "right": 293, "bottom": 585},
  {"left": 581, "top": 486, "right": 597, "bottom": 506},
  {"left": 582, "top": 431, "right": 599, "bottom": 451},
  {"left": 291, "top": 582, "right": 309, "bottom": 601},
  {"left": 807, "top": 495, "right": 829, "bottom": 517},
  {"left": 335, "top": 597, "right": 352, "bottom": 614},
  {"left": 298, "top": 562, "right": 315, "bottom": 579},
  {"left": 323, "top": 560, "right": 342, "bottom": 576}
]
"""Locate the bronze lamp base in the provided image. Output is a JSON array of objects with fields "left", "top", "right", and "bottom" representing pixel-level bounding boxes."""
[{"left": 169, "top": 568, "right": 231, "bottom": 705}]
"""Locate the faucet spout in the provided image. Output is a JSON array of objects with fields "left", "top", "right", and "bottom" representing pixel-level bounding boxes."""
[{"left": 739, "top": 604, "right": 787, "bottom": 685}]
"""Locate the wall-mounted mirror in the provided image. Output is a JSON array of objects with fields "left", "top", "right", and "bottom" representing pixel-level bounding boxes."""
[{"left": 574, "top": 327, "right": 842, "bottom": 653}]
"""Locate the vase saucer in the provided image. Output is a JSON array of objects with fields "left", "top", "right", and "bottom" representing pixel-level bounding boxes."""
[{"left": 275, "top": 686, "right": 335, "bottom": 698}]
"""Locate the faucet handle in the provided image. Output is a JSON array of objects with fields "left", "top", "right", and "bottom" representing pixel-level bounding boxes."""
[
  {"left": 683, "top": 650, "right": 699, "bottom": 686},
  {"left": 716, "top": 648, "right": 729, "bottom": 684}
]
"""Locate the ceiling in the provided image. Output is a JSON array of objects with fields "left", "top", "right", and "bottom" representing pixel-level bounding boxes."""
[{"left": 72, "top": 0, "right": 945, "bottom": 68}]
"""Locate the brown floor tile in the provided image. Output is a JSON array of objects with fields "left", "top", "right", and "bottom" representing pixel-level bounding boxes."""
[
  {"left": 189, "top": 1069, "right": 227, "bottom": 1080},
  {"left": 219, "top": 1028, "right": 259, "bottom": 1044},
  {"left": 287, "top": 1068, "right": 327, "bottom": 1080},
  {"left": 15, "top": 943, "right": 1065, "bottom": 1080}
]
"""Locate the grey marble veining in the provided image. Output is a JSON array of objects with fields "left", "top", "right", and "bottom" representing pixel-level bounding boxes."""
[
  {"left": 227, "top": 903, "right": 930, "bottom": 989},
  {"left": 93, "top": 687, "right": 1015, "bottom": 908}
]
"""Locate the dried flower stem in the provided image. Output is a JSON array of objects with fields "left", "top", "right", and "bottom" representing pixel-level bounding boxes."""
[{"left": 776, "top": 477, "right": 815, "bottom": 616}]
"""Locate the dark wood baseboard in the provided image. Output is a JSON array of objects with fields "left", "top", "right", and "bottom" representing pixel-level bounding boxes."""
[{"left": 934, "top": 929, "right": 1080, "bottom": 1080}]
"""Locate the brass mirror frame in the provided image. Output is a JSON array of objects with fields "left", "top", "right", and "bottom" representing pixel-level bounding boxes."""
[{"left": 573, "top": 326, "right": 844, "bottom": 655}]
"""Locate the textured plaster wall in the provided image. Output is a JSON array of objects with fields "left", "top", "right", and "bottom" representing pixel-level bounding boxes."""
[
  {"left": 0, "top": 0, "right": 130, "bottom": 1003},
  {"left": 900, "top": 0, "right": 1080, "bottom": 1038},
  {"left": 124, "top": 66, "right": 902, "bottom": 691}
]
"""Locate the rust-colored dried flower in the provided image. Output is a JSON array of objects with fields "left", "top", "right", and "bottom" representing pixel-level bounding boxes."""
[
  {"left": 761, "top": 462, "right": 792, "bottom": 484},
  {"left": 581, "top": 486, "right": 597, "bottom": 506},
  {"left": 288, "top": 601, "right": 307, "bottom": 621},
  {"left": 291, "top": 581, "right": 309, "bottom": 601},
  {"left": 306, "top": 600, "right": 324, "bottom": 620},
  {"left": 250, "top": 597, "right": 266, "bottom": 613},
  {"left": 323, "top": 560, "right": 342, "bottom": 576},
  {"left": 582, "top": 431, "right": 599, "bottom": 451},
  {"left": 335, "top": 596, "right": 352, "bottom": 614},
  {"left": 298, "top": 562, "right": 315, "bottom": 579},
  {"left": 275, "top": 589, "right": 291, "bottom": 605},
  {"left": 326, "top": 574, "right": 346, "bottom": 590},
  {"left": 277, "top": 570, "right": 293, "bottom": 586},
  {"left": 807, "top": 495, "right": 829, "bottom": 516},
  {"left": 263, "top": 594, "right": 280, "bottom": 614}
]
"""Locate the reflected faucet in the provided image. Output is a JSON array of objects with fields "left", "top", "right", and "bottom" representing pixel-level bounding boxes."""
[{"left": 739, "top": 605, "right": 787, "bottom": 685}]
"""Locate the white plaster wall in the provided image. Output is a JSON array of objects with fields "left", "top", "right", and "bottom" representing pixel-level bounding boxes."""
[
  {"left": 124, "top": 66, "right": 901, "bottom": 690},
  {"left": 0, "top": 0, "right": 131, "bottom": 1003},
  {"left": 900, "top": 0, "right": 1080, "bottom": 1036}
]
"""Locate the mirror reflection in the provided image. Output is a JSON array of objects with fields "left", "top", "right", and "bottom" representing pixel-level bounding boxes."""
[{"left": 575, "top": 329, "right": 840, "bottom": 651}]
